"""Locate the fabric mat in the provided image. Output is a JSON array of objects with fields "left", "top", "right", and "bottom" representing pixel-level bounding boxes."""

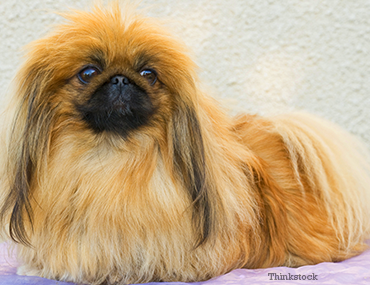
[{"left": 1, "top": 241, "right": 369, "bottom": 284}]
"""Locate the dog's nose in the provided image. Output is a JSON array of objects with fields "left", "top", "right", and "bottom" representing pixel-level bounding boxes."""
[{"left": 111, "top": 75, "right": 130, "bottom": 85}]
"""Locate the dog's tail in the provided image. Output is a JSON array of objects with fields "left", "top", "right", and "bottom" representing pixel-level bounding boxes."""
[{"left": 272, "top": 112, "right": 370, "bottom": 250}]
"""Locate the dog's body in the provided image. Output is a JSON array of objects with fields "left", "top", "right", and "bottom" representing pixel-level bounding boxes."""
[{"left": 1, "top": 3, "right": 369, "bottom": 284}]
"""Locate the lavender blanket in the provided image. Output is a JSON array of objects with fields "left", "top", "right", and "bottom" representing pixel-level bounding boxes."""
[{"left": 1, "top": 242, "right": 369, "bottom": 284}]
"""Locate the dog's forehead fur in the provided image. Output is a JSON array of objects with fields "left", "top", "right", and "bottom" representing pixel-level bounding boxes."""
[{"left": 22, "top": 4, "right": 197, "bottom": 95}]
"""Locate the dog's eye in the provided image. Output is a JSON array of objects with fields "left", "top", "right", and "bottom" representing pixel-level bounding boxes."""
[
  {"left": 140, "top": 69, "right": 157, "bottom": 86},
  {"left": 78, "top": 66, "right": 101, "bottom": 84}
]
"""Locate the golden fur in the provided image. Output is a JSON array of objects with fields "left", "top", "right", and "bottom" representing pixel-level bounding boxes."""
[{"left": 1, "top": 3, "right": 370, "bottom": 284}]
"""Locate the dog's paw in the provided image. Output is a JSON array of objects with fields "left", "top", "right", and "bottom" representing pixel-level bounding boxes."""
[{"left": 17, "top": 265, "right": 41, "bottom": 277}]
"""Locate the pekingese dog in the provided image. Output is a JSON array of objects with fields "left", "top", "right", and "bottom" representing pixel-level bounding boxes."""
[{"left": 1, "top": 2, "right": 370, "bottom": 285}]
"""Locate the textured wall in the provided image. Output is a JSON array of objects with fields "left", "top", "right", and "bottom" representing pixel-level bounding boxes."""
[{"left": 1, "top": 0, "right": 370, "bottom": 146}]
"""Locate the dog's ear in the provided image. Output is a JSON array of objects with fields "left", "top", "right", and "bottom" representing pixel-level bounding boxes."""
[
  {"left": 169, "top": 100, "right": 218, "bottom": 247},
  {"left": 0, "top": 68, "right": 57, "bottom": 246}
]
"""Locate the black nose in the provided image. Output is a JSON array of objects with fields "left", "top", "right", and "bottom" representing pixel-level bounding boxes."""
[{"left": 111, "top": 75, "right": 130, "bottom": 85}]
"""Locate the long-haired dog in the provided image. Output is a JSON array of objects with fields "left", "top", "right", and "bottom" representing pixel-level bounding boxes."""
[{"left": 1, "top": 3, "right": 369, "bottom": 284}]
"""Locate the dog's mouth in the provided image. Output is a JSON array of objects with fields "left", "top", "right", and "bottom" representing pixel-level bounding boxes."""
[{"left": 76, "top": 74, "right": 155, "bottom": 138}]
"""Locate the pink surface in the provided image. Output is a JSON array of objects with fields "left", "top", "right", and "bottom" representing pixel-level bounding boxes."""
[{"left": 1, "top": 241, "right": 370, "bottom": 284}]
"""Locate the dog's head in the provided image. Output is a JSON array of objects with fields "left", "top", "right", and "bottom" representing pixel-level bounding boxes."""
[{"left": 1, "top": 3, "right": 222, "bottom": 247}]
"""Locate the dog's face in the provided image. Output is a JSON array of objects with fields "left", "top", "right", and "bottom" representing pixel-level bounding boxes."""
[
  {"left": 72, "top": 49, "right": 158, "bottom": 138},
  {"left": 20, "top": 5, "right": 197, "bottom": 142}
]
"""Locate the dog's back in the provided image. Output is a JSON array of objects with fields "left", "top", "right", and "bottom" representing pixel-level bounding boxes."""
[{"left": 234, "top": 112, "right": 370, "bottom": 266}]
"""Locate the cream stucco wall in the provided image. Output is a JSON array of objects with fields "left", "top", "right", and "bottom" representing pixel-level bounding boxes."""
[{"left": 1, "top": 0, "right": 370, "bottom": 146}]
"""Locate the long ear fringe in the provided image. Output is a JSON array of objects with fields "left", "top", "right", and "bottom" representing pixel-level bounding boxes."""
[
  {"left": 170, "top": 101, "right": 218, "bottom": 247},
  {"left": 0, "top": 73, "right": 56, "bottom": 246}
]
